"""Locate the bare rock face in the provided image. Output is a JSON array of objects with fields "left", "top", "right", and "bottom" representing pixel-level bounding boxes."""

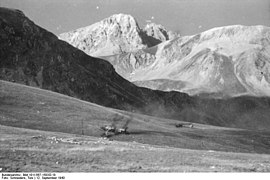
[
  {"left": 143, "top": 23, "right": 179, "bottom": 44},
  {"left": 59, "top": 14, "right": 147, "bottom": 57},
  {"left": 59, "top": 14, "right": 179, "bottom": 57},
  {"left": 103, "top": 25, "right": 270, "bottom": 98}
]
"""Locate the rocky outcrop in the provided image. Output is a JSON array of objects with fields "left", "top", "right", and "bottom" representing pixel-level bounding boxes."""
[
  {"left": 142, "top": 23, "right": 179, "bottom": 46},
  {"left": 59, "top": 14, "right": 179, "bottom": 57}
]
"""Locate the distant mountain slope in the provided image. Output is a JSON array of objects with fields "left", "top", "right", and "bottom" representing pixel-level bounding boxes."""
[
  {"left": 102, "top": 25, "right": 270, "bottom": 97},
  {"left": 59, "top": 14, "right": 178, "bottom": 57},
  {"left": 1, "top": 8, "right": 270, "bottom": 131}
]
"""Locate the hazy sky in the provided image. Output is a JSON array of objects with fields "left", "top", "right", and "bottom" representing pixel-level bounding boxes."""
[{"left": 1, "top": 0, "right": 270, "bottom": 36}]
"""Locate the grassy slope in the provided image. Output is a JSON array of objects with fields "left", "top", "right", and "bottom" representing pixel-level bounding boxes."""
[
  {"left": 1, "top": 125, "right": 270, "bottom": 172},
  {"left": 1, "top": 80, "right": 270, "bottom": 155}
]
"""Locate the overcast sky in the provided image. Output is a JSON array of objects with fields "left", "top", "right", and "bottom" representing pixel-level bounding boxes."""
[{"left": 1, "top": 0, "right": 270, "bottom": 36}]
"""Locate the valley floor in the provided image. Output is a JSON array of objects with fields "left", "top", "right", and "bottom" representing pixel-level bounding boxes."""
[{"left": 1, "top": 125, "right": 270, "bottom": 172}]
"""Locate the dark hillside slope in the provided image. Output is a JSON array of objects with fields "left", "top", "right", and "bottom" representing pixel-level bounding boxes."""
[
  {"left": 1, "top": 8, "right": 270, "bottom": 131},
  {"left": 0, "top": 8, "right": 148, "bottom": 109}
]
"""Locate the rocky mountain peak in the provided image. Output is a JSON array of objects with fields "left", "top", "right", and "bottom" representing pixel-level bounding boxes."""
[
  {"left": 59, "top": 14, "right": 180, "bottom": 57},
  {"left": 99, "top": 13, "right": 141, "bottom": 37},
  {"left": 104, "top": 13, "right": 139, "bottom": 27},
  {"left": 143, "top": 23, "right": 179, "bottom": 42},
  {"left": 59, "top": 13, "right": 147, "bottom": 57}
]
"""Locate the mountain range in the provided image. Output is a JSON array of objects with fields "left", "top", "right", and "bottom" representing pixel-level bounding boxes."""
[
  {"left": 59, "top": 14, "right": 270, "bottom": 98},
  {"left": 104, "top": 25, "right": 270, "bottom": 98},
  {"left": 0, "top": 8, "right": 182, "bottom": 112},
  {"left": 1, "top": 7, "right": 270, "bottom": 131}
]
